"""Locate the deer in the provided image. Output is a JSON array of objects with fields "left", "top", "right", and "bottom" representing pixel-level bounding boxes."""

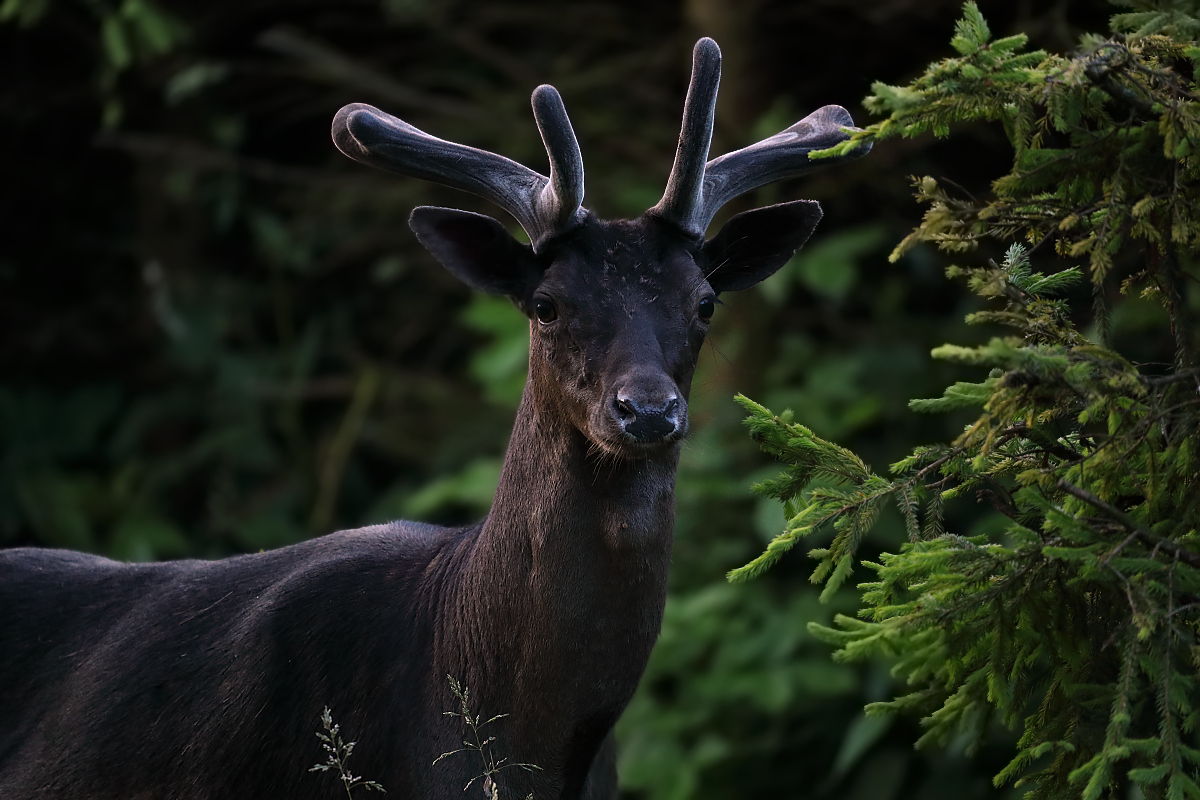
[{"left": 0, "top": 38, "right": 867, "bottom": 800}]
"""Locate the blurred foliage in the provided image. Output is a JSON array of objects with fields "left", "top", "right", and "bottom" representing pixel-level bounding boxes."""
[
  {"left": 0, "top": 0, "right": 1117, "bottom": 797},
  {"left": 741, "top": 3, "right": 1200, "bottom": 798}
]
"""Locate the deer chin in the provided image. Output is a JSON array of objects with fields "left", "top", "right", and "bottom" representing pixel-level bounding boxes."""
[{"left": 584, "top": 417, "right": 688, "bottom": 461}]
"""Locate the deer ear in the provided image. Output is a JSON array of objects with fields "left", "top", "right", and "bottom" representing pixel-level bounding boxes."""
[
  {"left": 409, "top": 207, "right": 543, "bottom": 302},
  {"left": 701, "top": 200, "right": 823, "bottom": 293}
]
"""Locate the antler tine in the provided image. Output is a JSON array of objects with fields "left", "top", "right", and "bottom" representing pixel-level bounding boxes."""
[
  {"left": 696, "top": 105, "right": 872, "bottom": 233},
  {"left": 650, "top": 38, "right": 722, "bottom": 239},
  {"left": 531, "top": 85, "right": 586, "bottom": 235},
  {"left": 332, "top": 98, "right": 585, "bottom": 251},
  {"left": 649, "top": 38, "right": 871, "bottom": 239}
]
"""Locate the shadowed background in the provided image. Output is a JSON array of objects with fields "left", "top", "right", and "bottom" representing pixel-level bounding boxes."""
[{"left": 1, "top": 1, "right": 1110, "bottom": 797}]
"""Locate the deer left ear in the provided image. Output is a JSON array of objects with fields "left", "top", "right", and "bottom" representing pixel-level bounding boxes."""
[
  {"left": 701, "top": 200, "right": 823, "bottom": 294},
  {"left": 409, "top": 206, "right": 543, "bottom": 303}
]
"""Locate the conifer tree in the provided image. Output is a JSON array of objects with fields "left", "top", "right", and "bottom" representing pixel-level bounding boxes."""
[{"left": 734, "top": 3, "right": 1200, "bottom": 797}]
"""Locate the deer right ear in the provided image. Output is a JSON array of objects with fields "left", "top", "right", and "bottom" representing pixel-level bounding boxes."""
[
  {"left": 409, "top": 207, "right": 543, "bottom": 304},
  {"left": 701, "top": 200, "right": 823, "bottom": 294}
]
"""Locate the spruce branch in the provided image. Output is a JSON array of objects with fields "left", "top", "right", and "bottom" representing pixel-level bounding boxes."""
[{"left": 738, "top": 4, "right": 1200, "bottom": 797}]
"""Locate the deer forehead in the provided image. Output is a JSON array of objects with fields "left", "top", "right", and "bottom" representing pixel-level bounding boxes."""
[{"left": 538, "top": 219, "right": 707, "bottom": 310}]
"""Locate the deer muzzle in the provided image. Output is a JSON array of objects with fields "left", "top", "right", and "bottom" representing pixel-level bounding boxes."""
[{"left": 611, "top": 385, "right": 686, "bottom": 444}]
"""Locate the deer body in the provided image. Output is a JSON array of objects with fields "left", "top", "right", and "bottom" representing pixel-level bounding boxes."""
[
  {"left": 0, "top": 400, "right": 667, "bottom": 799},
  {"left": 0, "top": 40, "right": 867, "bottom": 800}
]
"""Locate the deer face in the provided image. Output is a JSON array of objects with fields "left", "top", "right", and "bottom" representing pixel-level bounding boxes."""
[
  {"left": 524, "top": 218, "right": 703, "bottom": 456},
  {"left": 333, "top": 37, "right": 868, "bottom": 459},
  {"left": 409, "top": 201, "right": 823, "bottom": 459}
]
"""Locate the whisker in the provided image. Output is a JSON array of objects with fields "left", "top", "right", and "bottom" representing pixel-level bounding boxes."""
[
  {"left": 707, "top": 337, "right": 732, "bottom": 367},
  {"left": 685, "top": 257, "right": 731, "bottom": 301}
]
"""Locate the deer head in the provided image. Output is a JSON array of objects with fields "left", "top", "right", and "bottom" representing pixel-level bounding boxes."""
[{"left": 332, "top": 38, "right": 869, "bottom": 460}]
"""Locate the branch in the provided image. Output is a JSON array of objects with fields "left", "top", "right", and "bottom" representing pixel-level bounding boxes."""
[
  {"left": 258, "top": 27, "right": 486, "bottom": 120},
  {"left": 94, "top": 131, "right": 379, "bottom": 188},
  {"left": 1057, "top": 479, "right": 1200, "bottom": 568},
  {"left": 1141, "top": 368, "right": 1200, "bottom": 387}
]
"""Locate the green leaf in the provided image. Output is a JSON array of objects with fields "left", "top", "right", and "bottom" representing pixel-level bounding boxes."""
[{"left": 102, "top": 16, "right": 132, "bottom": 70}]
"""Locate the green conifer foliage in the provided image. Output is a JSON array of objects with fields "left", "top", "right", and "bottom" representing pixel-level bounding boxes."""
[{"left": 736, "top": 3, "right": 1200, "bottom": 797}]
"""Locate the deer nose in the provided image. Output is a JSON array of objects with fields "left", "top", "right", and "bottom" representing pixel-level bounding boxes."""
[{"left": 613, "top": 390, "right": 682, "bottom": 442}]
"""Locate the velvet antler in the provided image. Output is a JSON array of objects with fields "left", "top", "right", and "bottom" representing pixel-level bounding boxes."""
[
  {"left": 651, "top": 38, "right": 871, "bottom": 239},
  {"left": 332, "top": 84, "right": 585, "bottom": 251}
]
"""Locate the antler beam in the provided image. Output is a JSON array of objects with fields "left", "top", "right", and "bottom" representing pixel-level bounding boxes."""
[{"left": 332, "top": 85, "right": 585, "bottom": 251}]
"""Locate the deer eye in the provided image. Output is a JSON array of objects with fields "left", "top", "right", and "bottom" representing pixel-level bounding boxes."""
[
  {"left": 697, "top": 297, "right": 716, "bottom": 323},
  {"left": 534, "top": 297, "right": 558, "bottom": 324}
]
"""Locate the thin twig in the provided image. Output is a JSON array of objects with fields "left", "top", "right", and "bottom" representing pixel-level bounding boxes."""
[{"left": 310, "top": 366, "right": 380, "bottom": 532}]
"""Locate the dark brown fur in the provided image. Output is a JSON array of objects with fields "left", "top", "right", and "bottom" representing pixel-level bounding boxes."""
[{"left": 0, "top": 208, "right": 822, "bottom": 800}]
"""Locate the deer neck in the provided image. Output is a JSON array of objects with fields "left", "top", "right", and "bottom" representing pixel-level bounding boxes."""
[
  {"left": 490, "top": 383, "right": 678, "bottom": 556},
  {"left": 441, "top": 379, "right": 677, "bottom": 720},
  {"left": 483, "top": 377, "right": 676, "bottom": 623}
]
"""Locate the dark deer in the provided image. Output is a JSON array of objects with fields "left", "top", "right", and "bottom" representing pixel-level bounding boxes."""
[{"left": 0, "top": 39, "right": 866, "bottom": 800}]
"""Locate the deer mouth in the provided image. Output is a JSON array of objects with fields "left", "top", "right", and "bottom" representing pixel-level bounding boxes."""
[
  {"left": 587, "top": 394, "right": 689, "bottom": 459},
  {"left": 588, "top": 431, "right": 688, "bottom": 461}
]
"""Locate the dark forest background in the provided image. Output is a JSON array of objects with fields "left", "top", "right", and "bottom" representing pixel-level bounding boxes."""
[{"left": 0, "top": 1, "right": 1123, "bottom": 797}]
